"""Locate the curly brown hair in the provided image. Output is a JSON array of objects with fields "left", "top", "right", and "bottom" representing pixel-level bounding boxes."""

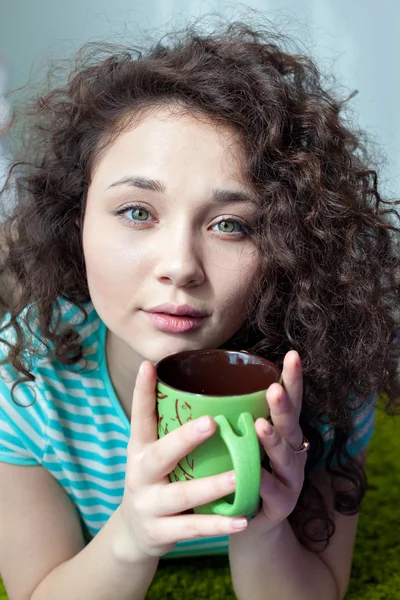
[{"left": 0, "top": 16, "right": 399, "bottom": 553}]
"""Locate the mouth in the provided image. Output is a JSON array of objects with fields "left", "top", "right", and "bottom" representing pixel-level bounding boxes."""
[
  {"left": 143, "top": 310, "right": 209, "bottom": 334},
  {"left": 145, "top": 303, "right": 210, "bottom": 318}
]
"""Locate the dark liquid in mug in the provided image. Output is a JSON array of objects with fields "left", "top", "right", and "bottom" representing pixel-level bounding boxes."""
[{"left": 157, "top": 350, "right": 280, "bottom": 396}]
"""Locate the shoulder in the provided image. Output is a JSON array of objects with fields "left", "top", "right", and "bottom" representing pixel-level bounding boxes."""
[
  {"left": 312, "top": 392, "right": 377, "bottom": 468},
  {"left": 0, "top": 297, "right": 98, "bottom": 363},
  {"left": 0, "top": 297, "right": 103, "bottom": 462},
  {"left": 0, "top": 296, "right": 102, "bottom": 403}
]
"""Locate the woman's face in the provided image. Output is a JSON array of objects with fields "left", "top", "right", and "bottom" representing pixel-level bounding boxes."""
[{"left": 83, "top": 107, "right": 260, "bottom": 366}]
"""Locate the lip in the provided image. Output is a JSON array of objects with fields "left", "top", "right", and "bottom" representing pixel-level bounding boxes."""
[
  {"left": 143, "top": 311, "right": 208, "bottom": 334},
  {"left": 145, "top": 303, "right": 210, "bottom": 318}
]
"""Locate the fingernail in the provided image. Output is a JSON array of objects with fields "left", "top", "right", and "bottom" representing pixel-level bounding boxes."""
[
  {"left": 139, "top": 362, "right": 146, "bottom": 376},
  {"left": 264, "top": 422, "right": 274, "bottom": 436},
  {"left": 196, "top": 416, "right": 212, "bottom": 432},
  {"left": 232, "top": 518, "right": 248, "bottom": 529}
]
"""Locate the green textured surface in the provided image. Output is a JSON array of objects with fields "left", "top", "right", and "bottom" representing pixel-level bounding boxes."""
[{"left": 0, "top": 405, "right": 399, "bottom": 599}]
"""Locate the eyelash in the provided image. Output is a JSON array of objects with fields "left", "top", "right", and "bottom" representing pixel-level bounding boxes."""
[{"left": 112, "top": 203, "right": 251, "bottom": 237}]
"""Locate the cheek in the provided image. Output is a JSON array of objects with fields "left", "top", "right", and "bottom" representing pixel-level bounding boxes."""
[
  {"left": 82, "top": 223, "right": 147, "bottom": 302},
  {"left": 83, "top": 212, "right": 129, "bottom": 271},
  {"left": 225, "top": 248, "right": 259, "bottom": 291},
  {"left": 215, "top": 256, "right": 259, "bottom": 313}
]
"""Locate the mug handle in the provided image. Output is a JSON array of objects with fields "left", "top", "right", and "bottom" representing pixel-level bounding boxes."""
[{"left": 210, "top": 412, "right": 261, "bottom": 517}]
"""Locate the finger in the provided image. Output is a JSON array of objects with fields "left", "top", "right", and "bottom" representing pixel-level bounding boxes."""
[
  {"left": 258, "top": 468, "right": 298, "bottom": 523},
  {"left": 135, "top": 415, "right": 218, "bottom": 486},
  {"left": 150, "top": 469, "right": 237, "bottom": 517},
  {"left": 281, "top": 350, "right": 303, "bottom": 417},
  {"left": 152, "top": 512, "right": 248, "bottom": 546},
  {"left": 130, "top": 361, "right": 159, "bottom": 446},
  {"left": 265, "top": 384, "right": 304, "bottom": 452},
  {"left": 255, "top": 419, "right": 306, "bottom": 490}
]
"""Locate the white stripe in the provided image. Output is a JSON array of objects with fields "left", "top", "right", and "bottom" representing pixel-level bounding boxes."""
[
  {"left": 40, "top": 368, "right": 105, "bottom": 389},
  {"left": 43, "top": 452, "right": 125, "bottom": 482},
  {"left": 0, "top": 396, "right": 45, "bottom": 451},
  {"left": 44, "top": 456, "right": 126, "bottom": 489},
  {"left": 0, "top": 423, "right": 38, "bottom": 458},
  {"left": 42, "top": 378, "right": 86, "bottom": 396},
  {"left": 50, "top": 415, "right": 126, "bottom": 433},
  {"left": 51, "top": 401, "right": 115, "bottom": 419},
  {"left": 48, "top": 430, "right": 128, "bottom": 459},
  {"left": 85, "top": 515, "right": 114, "bottom": 529},
  {"left": 50, "top": 392, "right": 117, "bottom": 409},
  {"left": 45, "top": 381, "right": 107, "bottom": 399},
  {"left": 61, "top": 483, "right": 123, "bottom": 505},
  {"left": 48, "top": 447, "right": 126, "bottom": 475},
  {"left": 349, "top": 410, "right": 376, "bottom": 443}
]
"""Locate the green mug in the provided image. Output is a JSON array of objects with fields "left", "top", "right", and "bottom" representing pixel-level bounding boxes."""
[{"left": 155, "top": 349, "right": 281, "bottom": 519}]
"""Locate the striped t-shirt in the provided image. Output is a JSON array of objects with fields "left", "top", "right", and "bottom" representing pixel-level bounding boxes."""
[{"left": 0, "top": 297, "right": 377, "bottom": 559}]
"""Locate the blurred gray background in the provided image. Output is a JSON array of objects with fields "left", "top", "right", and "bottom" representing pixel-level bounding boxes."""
[{"left": 0, "top": 0, "right": 399, "bottom": 203}]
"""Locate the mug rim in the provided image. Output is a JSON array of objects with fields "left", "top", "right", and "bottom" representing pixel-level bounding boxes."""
[{"left": 155, "top": 348, "right": 282, "bottom": 396}]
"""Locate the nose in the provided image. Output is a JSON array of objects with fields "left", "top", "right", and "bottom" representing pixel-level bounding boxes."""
[{"left": 153, "top": 224, "right": 205, "bottom": 288}]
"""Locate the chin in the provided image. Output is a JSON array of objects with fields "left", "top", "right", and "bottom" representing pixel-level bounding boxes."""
[{"left": 138, "top": 337, "right": 216, "bottom": 365}]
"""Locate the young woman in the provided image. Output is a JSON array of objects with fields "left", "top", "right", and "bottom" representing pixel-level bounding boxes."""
[{"left": 0, "top": 18, "right": 399, "bottom": 600}]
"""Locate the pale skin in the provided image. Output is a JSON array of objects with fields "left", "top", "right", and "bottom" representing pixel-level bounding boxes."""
[
  {"left": 83, "top": 105, "right": 260, "bottom": 418},
  {"left": 82, "top": 105, "right": 365, "bottom": 599}
]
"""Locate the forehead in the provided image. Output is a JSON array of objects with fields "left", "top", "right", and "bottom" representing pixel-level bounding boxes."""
[{"left": 91, "top": 106, "right": 249, "bottom": 186}]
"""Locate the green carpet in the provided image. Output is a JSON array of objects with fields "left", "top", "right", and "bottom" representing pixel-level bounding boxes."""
[{"left": 1, "top": 404, "right": 399, "bottom": 599}]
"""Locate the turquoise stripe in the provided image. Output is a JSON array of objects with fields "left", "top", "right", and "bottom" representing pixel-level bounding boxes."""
[
  {"left": 73, "top": 497, "right": 120, "bottom": 510},
  {"left": 48, "top": 399, "right": 128, "bottom": 419},
  {"left": 39, "top": 370, "right": 100, "bottom": 390},
  {"left": 162, "top": 546, "right": 229, "bottom": 559},
  {"left": 350, "top": 415, "right": 376, "bottom": 446},
  {"left": 353, "top": 403, "right": 376, "bottom": 429},
  {"left": 347, "top": 426, "right": 375, "bottom": 456},
  {"left": 0, "top": 428, "right": 32, "bottom": 449},
  {"left": 47, "top": 409, "right": 129, "bottom": 431},
  {"left": 47, "top": 429, "right": 128, "bottom": 447},
  {"left": 47, "top": 407, "right": 102, "bottom": 425},
  {"left": 46, "top": 438, "right": 128, "bottom": 464},
  {"left": 159, "top": 536, "right": 230, "bottom": 560},
  {"left": 45, "top": 390, "right": 112, "bottom": 404},
  {"left": 54, "top": 299, "right": 90, "bottom": 325},
  {"left": 0, "top": 379, "right": 44, "bottom": 432},
  {"left": 55, "top": 477, "right": 124, "bottom": 495},
  {"left": 83, "top": 510, "right": 115, "bottom": 523},
  {"left": 176, "top": 535, "right": 229, "bottom": 547},
  {"left": 315, "top": 408, "right": 376, "bottom": 467},
  {"left": 348, "top": 407, "right": 376, "bottom": 448},
  {"left": 64, "top": 448, "right": 127, "bottom": 466},
  {"left": 47, "top": 416, "right": 127, "bottom": 436},
  {"left": 0, "top": 451, "right": 40, "bottom": 466},
  {"left": 0, "top": 407, "right": 43, "bottom": 458},
  {"left": 48, "top": 459, "right": 126, "bottom": 479}
]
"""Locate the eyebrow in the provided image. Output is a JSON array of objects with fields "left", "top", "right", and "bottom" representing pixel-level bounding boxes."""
[{"left": 106, "top": 176, "right": 257, "bottom": 205}]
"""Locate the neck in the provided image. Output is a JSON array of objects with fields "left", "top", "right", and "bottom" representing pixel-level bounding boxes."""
[{"left": 105, "top": 328, "right": 141, "bottom": 421}]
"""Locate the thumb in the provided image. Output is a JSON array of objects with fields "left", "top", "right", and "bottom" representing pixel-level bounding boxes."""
[{"left": 129, "top": 361, "right": 158, "bottom": 446}]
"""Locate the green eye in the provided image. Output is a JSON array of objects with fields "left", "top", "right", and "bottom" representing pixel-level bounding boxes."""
[
  {"left": 131, "top": 208, "right": 149, "bottom": 221},
  {"left": 218, "top": 220, "right": 237, "bottom": 233}
]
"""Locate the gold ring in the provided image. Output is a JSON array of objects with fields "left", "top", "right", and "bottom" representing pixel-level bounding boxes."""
[{"left": 294, "top": 436, "right": 310, "bottom": 453}]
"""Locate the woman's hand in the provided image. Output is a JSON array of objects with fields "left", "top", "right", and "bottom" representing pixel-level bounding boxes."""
[
  {"left": 248, "top": 350, "right": 307, "bottom": 535},
  {"left": 117, "top": 361, "right": 249, "bottom": 562}
]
